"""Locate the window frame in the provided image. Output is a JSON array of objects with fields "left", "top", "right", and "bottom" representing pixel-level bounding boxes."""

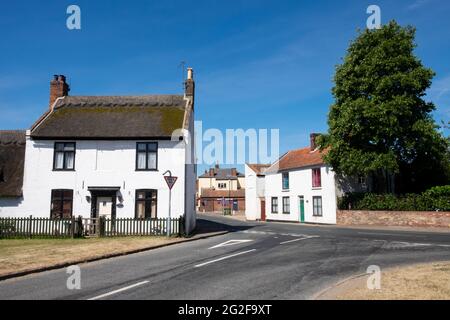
[
  {"left": 50, "top": 189, "right": 74, "bottom": 219},
  {"left": 282, "top": 196, "right": 290, "bottom": 214},
  {"left": 135, "top": 189, "right": 158, "bottom": 219},
  {"left": 313, "top": 196, "right": 323, "bottom": 217},
  {"left": 53, "top": 142, "right": 76, "bottom": 171},
  {"left": 271, "top": 197, "right": 278, "bottom": 214},
  {"left": 312, "top": 168, "right": 322, "bottom": 188},
  {"left": 282, "top": 172, "right": 290, "bottom": 190},
  {"left": 135, "top": 142, "right": 158, "bottom": 171}
]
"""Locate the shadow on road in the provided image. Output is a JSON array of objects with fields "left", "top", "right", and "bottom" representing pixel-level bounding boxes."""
[{"left": 194, "top": 217, "right": 256, "bottom": 236}]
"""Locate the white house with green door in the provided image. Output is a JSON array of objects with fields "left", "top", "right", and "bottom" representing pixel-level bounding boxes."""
[{"left": 245, "top": 133, "right": 368, "bottom": 225}]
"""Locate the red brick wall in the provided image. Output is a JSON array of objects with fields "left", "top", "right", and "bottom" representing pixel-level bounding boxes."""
[{"left": 337, "top": 210, "right": 450, "bottom": 228}]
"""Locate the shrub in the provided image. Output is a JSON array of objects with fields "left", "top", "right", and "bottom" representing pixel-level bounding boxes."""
[{"left": 338, "top": 186, "right": 450, "bottom": 211}]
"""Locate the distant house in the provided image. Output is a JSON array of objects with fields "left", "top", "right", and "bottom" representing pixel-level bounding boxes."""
[
  {"left": 0, "top": 69, "right": 197, "bottom": 234},
  {"left": 197, "top": 165, "right": 245, "bottom": 213},
  {"left": 245, "top": 164, "right": 271, "bottom": 221},
  {"left": 245, "top": 134, "right": 368, "bottom": 224}
]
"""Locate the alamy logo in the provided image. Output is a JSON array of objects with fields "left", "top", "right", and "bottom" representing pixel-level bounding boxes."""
[
  {"left": 366, "top": 265, "right": 381, "bottom": 290},
  {"left": 67, "top": 5, "right": 81, "bottom": 30},
  {"left": 367, "top": 5, "right": 381, "bottom": 30},
  {"left": 171, "top": 121, "right": 280, "bottom": 168},
  {"left": 66, "top": 265, "right": 81, "bottom": 290}
]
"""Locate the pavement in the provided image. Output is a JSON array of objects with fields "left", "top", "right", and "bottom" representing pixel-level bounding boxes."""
[{"left": 1, "top": 214, "right": 450, "bottom": 300}]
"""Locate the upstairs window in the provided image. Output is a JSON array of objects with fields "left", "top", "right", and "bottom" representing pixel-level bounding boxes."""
[
  {"left": 50, "top": 189, "right": 73, "bottom": 219},
  {"left": 282, "top": 172, "right": 290, "bottom": 190},
  {"left": 218, "top": 183, "right": 227, "bottom": 189},
  {"left": 136, "top": 142, "right": 158, "bottom": 171},
  {"left": 53, "top": 142, "right": 75, "bottom": 171},
  {"left": 312, "top": 168, "right": 322, "bottom": 188}
]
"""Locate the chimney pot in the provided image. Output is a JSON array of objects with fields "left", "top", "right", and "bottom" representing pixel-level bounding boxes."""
[{"left": 187, "top": 68, "right": 193, "bottom": 80}]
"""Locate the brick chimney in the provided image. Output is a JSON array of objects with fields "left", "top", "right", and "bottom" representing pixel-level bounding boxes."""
[
  {"left": 310, "top": 133, "right": 320, "bottom": 150},
  {"left": 231, "top": 168, "right": 237, "bottom": 177},
  {"left": 49, "top": 75, "right": 70, "bottom": 108},
  {"left": 185, "top": 68, "right": 195, "bottom": 100}
]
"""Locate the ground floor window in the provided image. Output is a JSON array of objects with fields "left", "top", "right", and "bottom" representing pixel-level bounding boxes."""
[
  {"left": 135, "top": 189, "right": 157, "bottom": 219},
  {"left": 50, "top": 189, "right": 73, "bottom": 219},
  {"left": 313, "top": 196, "right": 323, "bottom": 217},
  {"left": 271, "top": 197, "right": 278, "bottom": 213},
  {"left": 282, "top": 197, "right": 290, "bottom": 214}
]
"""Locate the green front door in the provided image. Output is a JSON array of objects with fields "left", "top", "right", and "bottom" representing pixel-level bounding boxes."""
[{"left": 299, "top": 196, "right": 305, "bottom": 223}]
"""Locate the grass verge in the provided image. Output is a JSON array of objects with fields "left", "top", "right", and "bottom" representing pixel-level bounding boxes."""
[
  {"left": 336, "top": 262, "right": 450, "bottom": 300},
  {"left": 0, "top": 237, "right": 183, "bottom": 278}
]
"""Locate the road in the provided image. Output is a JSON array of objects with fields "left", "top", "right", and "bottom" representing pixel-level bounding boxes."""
[{"left": 1, "top": 214, "right": 450, "bottom": 300}]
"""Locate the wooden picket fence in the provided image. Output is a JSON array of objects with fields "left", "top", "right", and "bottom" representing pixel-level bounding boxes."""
[
  {"left": 101, "top": 218, "right": 181, "bottom": 237},
  {"left": 0, "top": 216, "right": 183, "bottom": 239},
  {"left": 0, "top": 216, "right": 82, "bottom": 239}
]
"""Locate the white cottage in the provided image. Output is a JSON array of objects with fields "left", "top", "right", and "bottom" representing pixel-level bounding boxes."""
[
  {"left": 0, "top": 69, "right": 197, "bottom": 234},
  {"left": 246, "top": 134, "right": 367, "bottom": 225}
]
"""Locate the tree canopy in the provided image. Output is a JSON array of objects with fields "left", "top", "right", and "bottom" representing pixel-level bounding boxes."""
[{"left": 321, "top": 21, "right": 450, "bottom": 193}]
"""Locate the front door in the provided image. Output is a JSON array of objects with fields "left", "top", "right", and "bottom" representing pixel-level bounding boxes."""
[
  {"left": 299, "top": 196, "right": 305, "bottom": 223},
  {"left": 97, "top": 197, "right": 113, "bottom": 219}
]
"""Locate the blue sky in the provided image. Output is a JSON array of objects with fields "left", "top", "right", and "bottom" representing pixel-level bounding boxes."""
[{"left": 1, "top": 0, "right": 449, "bottom": 175}]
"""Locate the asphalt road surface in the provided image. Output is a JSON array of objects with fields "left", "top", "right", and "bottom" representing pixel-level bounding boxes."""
[{"left": 1, "top": 214, "right": 450, "bottom": 300}]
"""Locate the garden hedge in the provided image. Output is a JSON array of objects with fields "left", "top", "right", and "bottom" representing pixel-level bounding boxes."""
[{"left": 338, "top": 185, "right": 450, "bottom": 211}]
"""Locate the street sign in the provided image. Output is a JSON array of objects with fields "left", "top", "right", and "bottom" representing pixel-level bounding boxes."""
[{"left": 164, "top": 176, "right": 178, "bottom": 190}]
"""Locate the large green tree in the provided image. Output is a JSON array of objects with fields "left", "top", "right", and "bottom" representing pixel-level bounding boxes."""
[{"left": 321, "top": 21, "right": 450, "bottom": 193}]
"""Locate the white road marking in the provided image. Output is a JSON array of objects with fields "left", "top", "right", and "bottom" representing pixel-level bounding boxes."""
[
  {"left": 209, "top": 239, "right": 253, "bottom": 249},
  {"left": 194, "top": 249, "right": 256, "bottom": 268},
  {"left": 241, "top": 230, "right": 318, "bottom": 238},
  {"left": 88, "top": 281, "right": 149, "bottom": 300},
  {"left": 280, "top": 236, "right": 319, "bottom": 245}
]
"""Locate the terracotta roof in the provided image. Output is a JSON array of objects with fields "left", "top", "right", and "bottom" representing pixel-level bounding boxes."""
[
  {"left": 247, "top": 164, "right": 271, "bottom": 176},
  {"left": 0, "top": 131, "right": 26, "bottom": 197},
  {"left": 200, "top": 189, "right": 245, "bottom": 198},
  {"left": 266, "top": 147, "right": 328, "bottom": 174},
  {"left": 31, "top": 95, "right": 188, "bottom": 139}
]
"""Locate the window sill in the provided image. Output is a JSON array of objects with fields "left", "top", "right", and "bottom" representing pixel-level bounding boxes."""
[
  {"left": 282, "top": 189, "right": 290, "bottom": 192},
  {"left": 312, "top": 187, "right": 322, "bottom": 190},
  {"left": 135, "top": 169, "right": 159, "bottom": 172},
  {"left": 53, "top": 169, "right": 76, "bottom": 172}
]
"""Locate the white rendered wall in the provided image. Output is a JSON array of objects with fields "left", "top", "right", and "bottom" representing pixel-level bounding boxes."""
[
  {"left": 264, "top": 166, "right": 337, "bottom": 224},
  {"left": 0, "top": 136, "right": 187, "bottom": 220},
  {"left": 245, "top": 165, "right": 258, "bottom": 221}
]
